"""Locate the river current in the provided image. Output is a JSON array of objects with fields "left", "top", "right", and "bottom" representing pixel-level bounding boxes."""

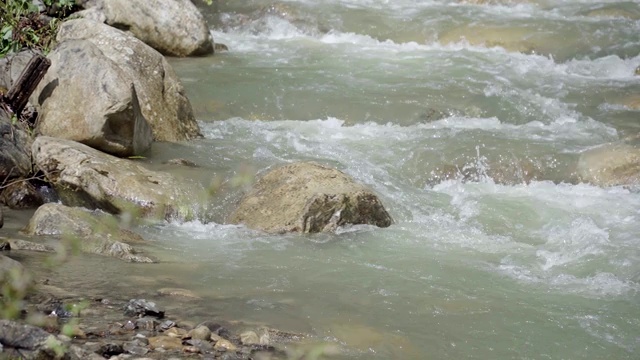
[{"left": 13, "top": 0, "right": 640, "bottom": 359}]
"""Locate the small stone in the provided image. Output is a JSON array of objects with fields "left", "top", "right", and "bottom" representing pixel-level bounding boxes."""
[
  {"left": 165, "top": 327, "right": 188, "bottom": 338},
  {"left": 189, "top": 325, "right": 212, "bottom": 341},
  {"left": 635, "top": 66, "right": 640, "bottom": 76},
  {"left": 240, "top": 331, "right": 259, "bottom": 345},
  {"left": 135, "top": 317, "right": 159, "bottom": 331},
  {"left": 182, "top": 345, "right": 200, "bottom": 353},
  {"left": 157, "top": 287, "right": 201, "bottom": 299},
  {"left": 213, "top": 338, "right": 237, "bottom": 352},
  {"left": 123, "top": 320, "right": 136, "bottom": 330},
  {"left": 185, "top": 338, "right": 213, "bottom": 353},
  {"left": 98, "top": 342, "right": 124, "bottom": 357},
  {"left": 123, "top": 340, "right": 149, "bottom": 356},
  {"left": 160, "top": 319, "right": 176, "bottom": 330},
  {"left": 148, "top": 336, "right": 183, "bottom": 350}
]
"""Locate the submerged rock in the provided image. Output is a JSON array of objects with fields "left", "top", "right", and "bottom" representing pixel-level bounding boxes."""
[
  {"left": 24, "top": 203, "right": 154, "bottom": 263},
  {"left": 229, "top": 162, "right": 393, "bottom": 233},
  {"left": 576, "top": 140, "right": 640, "bottom": 187},
  {"left": 32, "top": 136, "right": 203, "bottom": 221}
]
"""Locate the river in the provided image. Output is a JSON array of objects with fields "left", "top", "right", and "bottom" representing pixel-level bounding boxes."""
[{"left": 15, "top": 0, "right": 640, "bottom": 359}]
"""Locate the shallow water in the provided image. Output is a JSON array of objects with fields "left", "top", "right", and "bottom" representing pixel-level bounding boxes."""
[{"left": 15, "top": 0, "right": 640, "bottom": 358}]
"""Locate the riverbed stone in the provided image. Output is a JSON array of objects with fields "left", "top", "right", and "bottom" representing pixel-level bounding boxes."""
[
  {"left": 24, "top": 203, "right": 154, "bottom": 263},
  {"left": 79, "top": 0, "right": 213, "bottom": 57},
  {"left": 32, "top": 136, "right": 203, "bottom": 221},
  {"left": 188, "top": 325, "right": 212, "bottom": 341},
  {"left": 229, "top": 162, "right": 393, "bottom": 233},
  {"left": 51, "top": 19, "right": 201, "bottom": 142},
  {"left": 148, "top": 335, "right": 182, "bottom": 350},
  {"left": 576, "top": 140, "right": 640, "bottom": 187}
]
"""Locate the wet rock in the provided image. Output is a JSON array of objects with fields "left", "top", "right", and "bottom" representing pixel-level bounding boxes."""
[
  {"left": 189, "top": 325, "right": 212, "bottom": 341},
  {"left": 7, "top": 239, "right": 54, "bottom": 252},
  {"left": 215, "top": 43, "right": 230, "bottom": 52},
  {"left": 198, "top": 321, "right": 232, "bottom": 339},
  {"left": 160, "top": 320, "right": 176, "bottom": 331},
  {"left": 229, "top": 162, "right": 393, "bottom": 233},
  {"left": 0, "top": 240, "right": 9, "bottom": 251},
  {"left": 1, "top": 181, "right": 44, "bottom": 209},
  {"left": 577, "top": 140, "right": 640, "bottom": 187},
  {"left": 148, "top": 335, "right": 183, "bottom": 350},
  {"left": 80, "top": 0, "right": 213, "bottom": 56},
  {"left": 164, "top": 158, "right": 199, "bottom": 167},
  {"left": 636, "top": 66, "right": 640, "bottom": 76},
  {"left": 98, "top": 342, "right": 124, "bottom": 357},
  {"left": 124, "top": 339, "right": 149, "bottom": 356},
  {"left": 125, "top": 299, "right": 165, "bottom": 319},
  {"left": 165, "top": 327, "right": 188, "bottom": 338},
  {"left": 32, "top": 39, "right": 152, "bottom": 157},
  {"left": 0, "top": 319, "right": 64, "bottom": 358},
  {"left": 0, "top": 206, "right": 3, "bottom": 229},
  {"left": 24, "top": 203, "right": 154, "bottom": 262},
  {"left": 185, "top": 338, "right": 213, "bottom": 353},
  {"left": 157, "top": 287, "right": 201, "bottom": 299},
  {"left": 0, "top": 107, "right": 33, "bottom": 181},
  {"left": 32, "top": 137, "right": 203, "bottom": 221},
  {"left": 53, "top": 18, "right": 201, "bottom": 141},
  {"left": 240, "top": 331, "right": 260, "bottom": 345},
  {"left": 135, "top": 317, "right": 160, "bottom": 331},
  {"left": 214, "top": 338, "right": 237, "bottom": 352}
]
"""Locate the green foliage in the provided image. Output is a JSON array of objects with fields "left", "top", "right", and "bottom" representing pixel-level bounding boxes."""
[{"left": 0, "top": 0, "right": 75, "bottom": 57}]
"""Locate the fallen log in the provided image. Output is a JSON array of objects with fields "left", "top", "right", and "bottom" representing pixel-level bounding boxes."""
[{"left": 2, "top": 53, "right": 50, "bottom": 117}]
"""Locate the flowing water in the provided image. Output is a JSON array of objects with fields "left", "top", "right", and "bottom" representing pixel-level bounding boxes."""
[{"left": 14, "top": 0, "right": 640, "bottom": 359}]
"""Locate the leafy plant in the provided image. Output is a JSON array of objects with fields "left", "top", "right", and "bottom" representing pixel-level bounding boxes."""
[{"left": 0, "top": 0, "right": 75, "bottom": 56}]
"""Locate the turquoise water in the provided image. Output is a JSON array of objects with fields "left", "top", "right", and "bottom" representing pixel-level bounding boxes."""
[{"left": 25, "top": 1, "right": 640, "bottom": 359}]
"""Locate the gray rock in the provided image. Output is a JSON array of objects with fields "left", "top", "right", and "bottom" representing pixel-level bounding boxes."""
[
  {"left": 32, "top": 136, "right": 204, "bottom": 221},
  {"left": 577, "top": 139, "right": 640, "bottom": 187},
  {"left": 53, "top": 19, "right": 201, "bottom": 142},
  {"left": 125, "top": 299, "right": 165, "bottom": 319},
  {"left": 0, "top": 319, "right": 63, "bottom": 359},
  {"left": 189, "top": 325, "right": 212, "bottom": 341},
  {"left": 24, "top": 203, "right": 154, "bottom": 263},
  {"left": 229, "top": 162, "right": 393, "bottom": 233},
  {"left": 8, "top": 239, "right": 54, "bottom": 252},
  {"left": 32, "top": 39, "right": 152, "bottom": 157},
  {"left": 0, "top": 107, "right": 33, "bottom": 181},
  {"left": 0, "top": 254, "right": 30, "bottom": 284},
  {"left": 80, "top": 0, "right": 213, "bottom": 57}
]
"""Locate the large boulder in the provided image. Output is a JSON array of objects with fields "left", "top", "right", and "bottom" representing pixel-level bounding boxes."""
[
  {"left": 229, "top": 162, "right": 393, "bottom": 233},
  {"left": 24, "top": 203, "right": 154, "bottom": 262},
  {"left": 32, "top": 136, "right": 204, "bottom": 221},
  {"left": 0, "top": 108, "right": 33, "bottom": 181},
  {"left": 0, "top": 320, "right": 65, "bottom": 359},
  {"left": 32, "top": 39, "right": 152, "bottom": 157},
  {"left": 35, "top": 19, "right": 201, "bottom": 147},
  {"left": 0, "top": 51, "right": 36, "bottom": 91},
  {"left": 78, "top": 0, "right": 213, "bottom": 57},
  {"left": 576, "top": 139, "right": 640, "bottom": 187}
]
